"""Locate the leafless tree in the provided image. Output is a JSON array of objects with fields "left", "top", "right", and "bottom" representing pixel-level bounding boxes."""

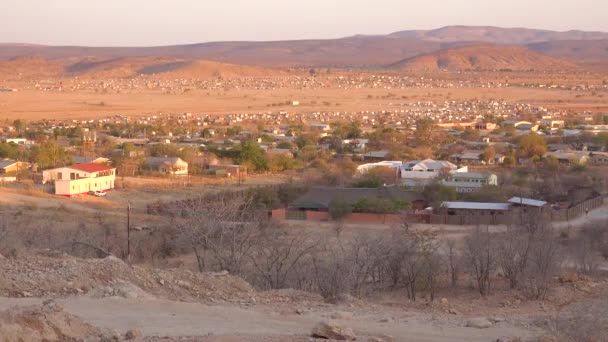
[
  {"left": 311, "top": 242, "right": 355, "bottom": 302},
  {"left": 171, "top": 193, "right": 264, "bottom": 274},
  {"left": 249, "top": 224, "right": 318, "bottom": 290},
  {"left": 496, "top": 226, "right": 530, "bottom": 289},
  {"left": 443, "top": 238, "right": 461, "bottom": 288},
  {"left": 521, "top": 234, "right": 561, "bottom": 300},
  {"left": 464, "top": 226, "right": 495, "bottom": 295},
  {"left": 348, "top": 233, "right": 390, "bottom": 297},
  {"left": 572, "top": 234, "right": 602, "bottom": 275}
]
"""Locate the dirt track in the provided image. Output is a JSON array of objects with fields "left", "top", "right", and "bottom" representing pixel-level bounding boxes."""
[{"left": 0, "top": 297, "right": 539, "bottom": 341}]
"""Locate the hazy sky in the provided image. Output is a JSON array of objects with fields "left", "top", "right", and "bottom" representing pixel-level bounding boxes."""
[{"left": 1, "top": 0, "right": 606, "bottom": 46}]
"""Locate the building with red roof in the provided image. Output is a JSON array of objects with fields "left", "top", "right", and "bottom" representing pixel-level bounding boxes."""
[{"left": 42, "top": 163, "right": 116, "bottom": 196}]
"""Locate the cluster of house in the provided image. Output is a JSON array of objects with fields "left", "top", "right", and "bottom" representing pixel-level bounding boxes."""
[{"left": 356, "top": 159, "right": 497, "bottom": 193}]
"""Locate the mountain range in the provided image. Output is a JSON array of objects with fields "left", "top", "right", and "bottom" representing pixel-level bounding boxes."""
[{"left": 0, "top": 26, "right": 607, "bottom": 77}]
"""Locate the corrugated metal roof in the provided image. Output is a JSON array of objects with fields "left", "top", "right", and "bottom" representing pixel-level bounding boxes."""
[
  {"left": 508, "top": 197, "right": 548, "bottom": 207},
  {"left": 441, "top": 202, "right": 511, "bottom": 210}
]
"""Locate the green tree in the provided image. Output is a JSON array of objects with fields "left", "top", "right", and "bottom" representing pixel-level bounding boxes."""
[
  {"left": 30, "top": 138, "right": 72, "bottom": 169},
  {"left": 414, "top": 118, "right": 438, "bottom": 147},
  {"left": 518, "top": 133, "right": 547, "bottom": 159},
  {"left": 480, "top": 146, "right": 496, "bottom": 164},
  {"left": 236, "top": 141, "right": 268, "bottom": 171},
  {"left": 12, "top": 119, "right": 27, "bottom": 135}
]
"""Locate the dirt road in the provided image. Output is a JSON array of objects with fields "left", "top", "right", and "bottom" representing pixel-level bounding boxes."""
[{"left": 0, "top": 296, "right": 540, "bottom": 341}]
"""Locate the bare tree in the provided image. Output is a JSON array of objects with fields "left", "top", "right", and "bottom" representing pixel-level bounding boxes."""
[
  {"left": 443, "top": 238, "right": 461, "bottom": 288},
  {"left": 496, "top": 226, "right": 530, "bottom": 289},
  {"left": 311, "top": 242, "right": 355, "bottom": 302},
  {"left": 171, "top": 193, "right": 264, "bottom": 274},
  {"left": 348, "top": 233, "right": 390, "bottom": 297},
  {"left": 464, "top": 226, "right": 495, "bottom": 295},
  {"left": 521, "top": 234, "right": 560, "bottom": 300},
  {"left": 572, "top": 235, "right": 602, "bottom": 275},
  {"left": 249, "top": 224, "right": 318, "bottom": 290}
]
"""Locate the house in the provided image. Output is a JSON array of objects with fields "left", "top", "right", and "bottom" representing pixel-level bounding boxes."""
[
  {"left": 362, "top": 150, "right": 390, "bottom": 161},
  {"left": 206, "top": 164, "right": 246, "bottom": 178},
  {"left": 541, "top": 118, "right": 565, "bottom": 129},
  {"left": 544, "top": 151, "right": 590, "bottom": 165},
  {"left": 401, "top": 159, "right": 467, "bottom": 184},
  {"left": 356, "top": 161, "right": 403, "bottom": 174},
  {"left": 343, "top": 138, "right": 369, "bottom": 152},
  {"left": 590, "top": 152, "right": 608, "bottom": 165},
  {"left": 145, "top": 157, "right": 188, "bottom": 175},
  {"left": 442, "top": 172, "right": 498, "bottom": 193},
  {"left": 3, "top": 138, "right": 27, "bottom": 145},
  {"left": 474, "top": 122, "right": 497, "bottom": 130},
  {"left": 0, "top": 159, "right": 30, "bottom": 175},
  {"left": 42, "top": 163, "right": 116, "bottom": 196},
  {"left": 440, "top": 202, "right": 511, "bottom": 216},
  {"left": 449, "top": 151, "right": 504, "bottom": 165},
  {"left": 291, "top": 186, "right": 427, "bottom": 212}
]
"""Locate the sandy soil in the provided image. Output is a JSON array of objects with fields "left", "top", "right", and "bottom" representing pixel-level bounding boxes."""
[{"left": 1, "top": 85, "right": 607, "bottom": 120}]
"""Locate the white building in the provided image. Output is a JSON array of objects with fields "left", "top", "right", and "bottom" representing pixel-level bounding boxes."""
[
  {"left": 401, "top": 159, "right": 467, "bottom": 182},
  {"left": 42, "top": 163, "right": 116, "bottom": 196}
]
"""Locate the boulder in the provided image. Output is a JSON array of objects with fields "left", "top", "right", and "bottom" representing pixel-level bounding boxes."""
[
  {"left": 125, "top": 328, "right": 143, "bottom": 340},
  {"left": 465, "top": 317, "right": 493, "bottom": 329},
  {"left": 312, "top": 321, "right": 357, "bottom": 340}
]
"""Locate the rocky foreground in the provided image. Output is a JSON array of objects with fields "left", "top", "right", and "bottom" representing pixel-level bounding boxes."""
[{"left": 0, "top": 252, "right": 604, "bottom": 341}]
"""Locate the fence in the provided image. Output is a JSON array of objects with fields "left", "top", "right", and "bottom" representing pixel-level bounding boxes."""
[
  {"left": 275, "top": 195, "right": 604, "bottom": 226},
  {"left": 273, "top": 209, "right": 430, "bottom": 225}
]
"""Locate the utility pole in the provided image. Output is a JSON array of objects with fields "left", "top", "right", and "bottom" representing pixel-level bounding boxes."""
[{"left": 127, "top": 201, "right": 131, "bottom": 265}]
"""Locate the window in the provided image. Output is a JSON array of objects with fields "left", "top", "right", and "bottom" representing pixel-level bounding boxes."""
[
  {"left": 57, "top": 172, "right": 62, "bottom": 180},
  {"left": 70, "top": 173, "right": 76, "bottom": 180}
]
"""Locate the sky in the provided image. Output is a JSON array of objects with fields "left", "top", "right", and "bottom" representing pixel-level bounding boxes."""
[{"left": 1, "top": 0, "right": 606, "bottom": 46}]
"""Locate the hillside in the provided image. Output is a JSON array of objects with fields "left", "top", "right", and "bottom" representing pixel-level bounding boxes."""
[
  {"left": 0, "top": 57, "right": 63, "bottom": 79},
  {"left": 528, "top": 39, "right": 608, "bottom": 63},
  {"left": 0, "top": 57, "right": 286, "bottom": 80},
  {"left": 390, "top": 45, "right": 578, "bottom": 72},
  {"left": 0, "top": 38, "right": 447, "bottom": 67},
  {"left": 389, "top": 26, "right": 608, "bottom": 44}
]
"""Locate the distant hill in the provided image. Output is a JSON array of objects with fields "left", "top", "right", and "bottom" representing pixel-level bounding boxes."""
[
  {"left": 390, "top": 45, "right": 577, "bottom": 72},
  {"left": 0, "top": 57, "right": 63, "bottom": 79},
  {"left": 389, "top": 26, "right": 608, "bottom": 44},
  {"left": 527, "top": 39, "right": 608, "bottom": 63},
  {"left": 0, "top": 38, "right": 449, "bottom": 68},
  {"left": 0, "top": 26, "right": 606, "bottom": 70},
  {"left": 0, "top": 57, "right": 286, "bottom": 80}
]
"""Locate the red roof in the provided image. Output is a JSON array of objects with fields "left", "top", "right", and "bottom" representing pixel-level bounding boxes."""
[{"left": 69, "top": 163, "right": 115, "bottom": 173}]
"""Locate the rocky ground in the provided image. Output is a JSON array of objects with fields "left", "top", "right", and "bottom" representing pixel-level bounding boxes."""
[{"left": 0, "top": 252, "right": 605, "bottom": 341}]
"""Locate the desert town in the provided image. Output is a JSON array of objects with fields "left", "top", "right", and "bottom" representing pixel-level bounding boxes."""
[{"left": 1, "top": 7, "right": 608, "bottom": 340}]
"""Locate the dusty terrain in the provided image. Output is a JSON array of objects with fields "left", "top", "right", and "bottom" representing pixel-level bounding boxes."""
[
  {"left": 0, "top": 252, "right": 590, "bottom": 341},
  {"left": 1, "top": 80, "right": 607, "bottom": 121}
]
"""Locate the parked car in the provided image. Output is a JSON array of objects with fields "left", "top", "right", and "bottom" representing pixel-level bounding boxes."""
[{"left": 88, "top": 190, "right": 107, "bottom": 197}]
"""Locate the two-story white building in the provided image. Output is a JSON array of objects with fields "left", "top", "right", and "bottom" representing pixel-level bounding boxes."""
[{"left": 42, "top": 163, "right": 116, "bottom": 196}]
